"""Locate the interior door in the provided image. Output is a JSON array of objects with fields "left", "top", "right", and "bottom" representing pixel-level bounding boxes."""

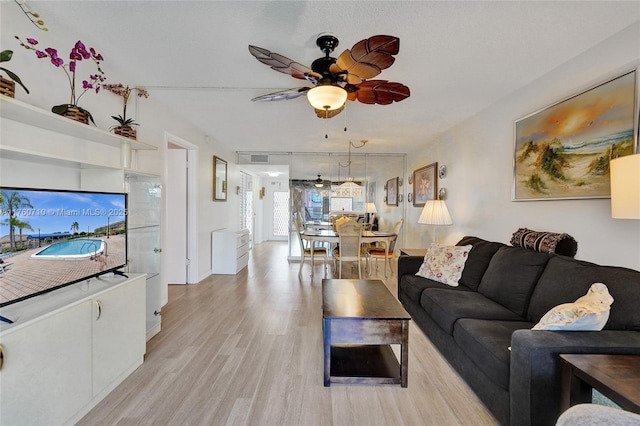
[{"left": 165, "top": 148, "right": 187, "bottom": 284}]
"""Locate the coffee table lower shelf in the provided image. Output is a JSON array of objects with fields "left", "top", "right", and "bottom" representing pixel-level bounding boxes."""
[{"left": 329, "top": 344, "right": 402, "bottom": 385}]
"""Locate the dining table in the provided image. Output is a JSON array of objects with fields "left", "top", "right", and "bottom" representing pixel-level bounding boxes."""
[
  {"left": 304, "top": 221, "right": 334, "bottom": 230},
  {"left": 300, "top": 229, "right": 397, "bottom": 278}
]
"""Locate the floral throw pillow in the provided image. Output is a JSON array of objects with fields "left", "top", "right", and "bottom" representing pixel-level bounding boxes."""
[
  {"left": 416, "top": 243, "right": 472, "bottom": 287},
  {"left": 532, "top": 283, "right": 614, "bottom": 331}
]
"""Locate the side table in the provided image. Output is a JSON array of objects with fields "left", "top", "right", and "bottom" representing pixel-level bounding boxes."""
[
  {"left": 560, "top": 354, "right": 640, "bottom": 414},
  {"left": 400, "top": 248, "right": 427, "bottom": 257}
]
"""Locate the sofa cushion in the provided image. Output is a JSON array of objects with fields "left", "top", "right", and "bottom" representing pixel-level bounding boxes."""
[
  {"left": 527, "top": 256, "right": 640, "bottom": 331},
  {"left": 532, "top": 283, "right": 613, "bottom": 331},
  {"left": 399, "top": 274, "right": 472, "bottom": 303},
  {"left": 478, "top": 246, "right": 551, "bottom": 317},
  {"left": 416, "top": 243, "right": 472, "bottom": 286},
  {"left": 420, "top": 289, "right": 524, "bottom": 335},
  {"left": 453, "top": 319, "right": 533, "bottom": 391},
  {"left": 456, "top": 236, "right": 505, "bottom": 291}
]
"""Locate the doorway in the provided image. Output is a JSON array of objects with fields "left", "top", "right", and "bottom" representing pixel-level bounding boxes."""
[{"left": 163, "top": 133, "right": 198, "bottom": 301}]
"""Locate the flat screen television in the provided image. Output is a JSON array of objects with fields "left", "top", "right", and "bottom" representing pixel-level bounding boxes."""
[{"left": 0, "top": 187, "right": 128, "bottom": 308}]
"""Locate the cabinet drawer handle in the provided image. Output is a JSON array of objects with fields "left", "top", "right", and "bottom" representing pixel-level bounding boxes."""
[
  {"left": 95, "top": 300, "right": 102, "bottom": 320},
  {"left": 0, "top": 344, "right": 4, "bottom": 371}
]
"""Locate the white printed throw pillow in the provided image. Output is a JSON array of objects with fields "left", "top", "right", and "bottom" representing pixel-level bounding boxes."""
[
  {"left": 416, "top": 243, "right": 472, "bottom": 287},
  {"left": 532, "top": 283, "right": 614, "bottom": 331}
]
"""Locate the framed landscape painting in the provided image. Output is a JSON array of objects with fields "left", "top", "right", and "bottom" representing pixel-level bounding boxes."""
[
  {"left": 413, "top": 162, "right": 437, "bottom": 207},
  {"left": 513, "top": 69, "right": 637, "bottom": 201}
]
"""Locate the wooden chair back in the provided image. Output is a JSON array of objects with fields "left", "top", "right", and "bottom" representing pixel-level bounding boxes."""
[{"left": 337, "top": 220, "right": 363, "bottom": 261}]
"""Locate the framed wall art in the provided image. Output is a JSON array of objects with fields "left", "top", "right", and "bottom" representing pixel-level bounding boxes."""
[
  {"left": 367, "top": 181, "right": 376, "bottom": 203},
  {"left": 386, "top": 177, "right": 398, "bottom": 206},
  {"left": 412, "top": 162, "right": 438, "bottom": 207},
  {"left": 513, "top": 69, "right": 637, "bottom": 201}
]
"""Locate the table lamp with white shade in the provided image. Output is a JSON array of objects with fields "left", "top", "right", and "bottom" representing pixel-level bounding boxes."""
[
  {"left": 610, "top": 154, "right": 640, "bottom": 219},
  {"left": 365, "top": 202, "right": 377, "bottom": 224},
  {"left": 418, "top": 199, "right": 452, "bottom": 243}
]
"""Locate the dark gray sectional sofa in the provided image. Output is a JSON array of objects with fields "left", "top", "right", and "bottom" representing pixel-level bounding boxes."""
[{"left": 397, "top": 236, "right": 640, "bottom": 426}]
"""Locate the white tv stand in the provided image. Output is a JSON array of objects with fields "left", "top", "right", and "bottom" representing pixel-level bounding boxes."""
[{"left": 0, "top": 273, "right": 146, "bottom": 425}]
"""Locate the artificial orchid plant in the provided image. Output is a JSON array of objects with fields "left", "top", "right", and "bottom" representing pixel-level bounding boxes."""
[
  {"left": 102, "top": 83, "right": 149, "bottom": 130},
  {"left": 16, "top": 36, "right": 105, "bottom": 124}
]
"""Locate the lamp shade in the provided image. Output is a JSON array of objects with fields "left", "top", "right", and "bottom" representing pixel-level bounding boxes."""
[
  {"left": 365, "top": 202, "right": 377, "bottom": 214},
  {"left": 418, "top": 200, "right": 453, "bottom": 225},
  {"left": 307, "top": 84, "right": 347, "bottom": 111},
  {"left": 610, "top": 154, "right": 640, "bottom": 219}
]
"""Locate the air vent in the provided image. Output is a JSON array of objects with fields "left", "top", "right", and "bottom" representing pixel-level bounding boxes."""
[{"left": 250, "top": 154, "right": 269, "bottom": 164}]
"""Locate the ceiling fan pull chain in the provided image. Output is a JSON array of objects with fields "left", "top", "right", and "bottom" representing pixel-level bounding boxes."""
[
  {"left": 344, "top": 102, "right": 347, "bottom": 132},
  {"left": 325, "top": 109, "right": 329, "bottom": 138}
]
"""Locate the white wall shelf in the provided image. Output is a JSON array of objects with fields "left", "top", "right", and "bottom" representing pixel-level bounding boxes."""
[
  {"left": 0, "top": 96, "right": 157, "bottom": 151},
  {"left": 0, "top": 143, "right": 118, "bottom": 170}
]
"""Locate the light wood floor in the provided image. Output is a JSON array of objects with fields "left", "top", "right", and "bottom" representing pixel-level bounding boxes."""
[{"left": 79, "top": 241, "right": 498, "bottom": 426}]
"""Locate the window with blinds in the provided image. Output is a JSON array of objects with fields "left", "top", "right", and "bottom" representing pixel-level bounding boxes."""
[
  {"left": 239, "top": 171, "right": 253, "bottom": 235},
  {"left": 273, "top": 191, "right": 290, "bottom": 237}
]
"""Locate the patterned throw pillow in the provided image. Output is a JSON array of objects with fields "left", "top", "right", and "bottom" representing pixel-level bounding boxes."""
[
  {"left": 532, "top": 283, "right": 614, "bottom": 331},
  {"left": 416, "top": 243, "right": 473, "bottom": 287}
]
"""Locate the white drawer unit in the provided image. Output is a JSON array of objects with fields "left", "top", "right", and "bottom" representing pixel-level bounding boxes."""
[{"left": 211, "top": 229, "right": 250, "bottom": 274}]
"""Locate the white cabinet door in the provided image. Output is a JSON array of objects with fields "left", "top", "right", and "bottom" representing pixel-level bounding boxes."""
[
  {"left": 0, "top": 301, "right": 93, "bottom": 425},
  {"left": 126, "top": 172, "right": 162, "bottom": 340},
  {"left": 145, "top": 273, "right": 162, "bottom": 340},
  {"left": 92, "top": 276, "right": 146, "bottom": 396}
]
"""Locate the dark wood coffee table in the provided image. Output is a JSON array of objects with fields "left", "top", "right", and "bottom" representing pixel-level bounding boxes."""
[
  {"left": 560, "top": 354, "right": 640, "bottom": 414},
  {"left": 322, "top": 279, "right": 411, "bottom": 387}
]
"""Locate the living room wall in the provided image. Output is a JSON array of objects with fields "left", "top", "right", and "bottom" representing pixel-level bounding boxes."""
[{"left": 404, "top": 22, "right": 640, "bottom": 270}]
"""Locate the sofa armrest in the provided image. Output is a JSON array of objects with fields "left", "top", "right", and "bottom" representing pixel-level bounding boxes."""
[
  {"left": 510, "top": 329, "right": 640, "bottom": 426},
  {"left": 398, "top": 255, "right": 423, "bottom": 280}
]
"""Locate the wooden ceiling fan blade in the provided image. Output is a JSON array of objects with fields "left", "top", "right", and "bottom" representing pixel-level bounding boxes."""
[
  {"left": 356, "top": 35, "right": 400, "bottom": 56},
  {"left": 352, "top": 80, "right": 410, "bottom": 105},
  {"left": 337, "top": 57, "right": 384, "bottom": 84},
  {"left": 333, "top": 35, "right": 400, "bottom": 83},
  {"left": 251, "top": 87, "right": 310, "bottom": 102},
  {"left": 248, "top": 45, "right": 321, "bottom": 80}
]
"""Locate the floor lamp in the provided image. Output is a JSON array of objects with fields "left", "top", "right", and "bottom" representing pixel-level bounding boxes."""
[
  {"left": 610, "top": 154, "right": 640, "bottom": 219},
  {"left": 418, "top": 199, "right": 452, "bottom": 243}
]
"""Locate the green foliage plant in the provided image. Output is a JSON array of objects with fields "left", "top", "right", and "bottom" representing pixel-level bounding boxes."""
[{"left": 0, "top": 50, "right": 29, "bottom": 94}]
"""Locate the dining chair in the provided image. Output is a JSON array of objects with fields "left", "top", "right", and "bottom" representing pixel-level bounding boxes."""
[
  {"left": 333, "top": 219, "right": 365, "bottom": 279},
  {"left": 334, "top": 215, "right": 351, "bottom": 231},
  {"left": 293, "top": 213, "right": 327, "bottom": 278},
  {"left": 366, "top": 218, "right": 404, "bottom": 277}
]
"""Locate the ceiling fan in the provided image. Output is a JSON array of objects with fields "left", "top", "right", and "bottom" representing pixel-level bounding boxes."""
[{"left": 249, "top": 33, "right": 410, "bottom": 118}]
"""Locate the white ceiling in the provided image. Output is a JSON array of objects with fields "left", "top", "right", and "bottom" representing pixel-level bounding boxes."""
[{"left": 10, "top": 1, "right": 640, "bottom": 158}]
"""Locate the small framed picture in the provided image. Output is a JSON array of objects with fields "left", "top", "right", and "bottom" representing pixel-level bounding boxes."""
[
  {"left": 413, "top": 162, "right": 438, "bottom": 207},
  {"left": 386, "top": 177, "right": 399, "bottom": 206}
]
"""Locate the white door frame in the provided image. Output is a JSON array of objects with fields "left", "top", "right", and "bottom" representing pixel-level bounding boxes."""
[{"left": 163, "top": 132, "right": 198, "bottom": 295}]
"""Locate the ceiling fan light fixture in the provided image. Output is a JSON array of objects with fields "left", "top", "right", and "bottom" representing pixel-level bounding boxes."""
[
  {"left": 315, "top": 174, "right": 324, "bottom": 188},
  {"left": 307, "top": 84, "right": 347, "bottom": 111}
]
